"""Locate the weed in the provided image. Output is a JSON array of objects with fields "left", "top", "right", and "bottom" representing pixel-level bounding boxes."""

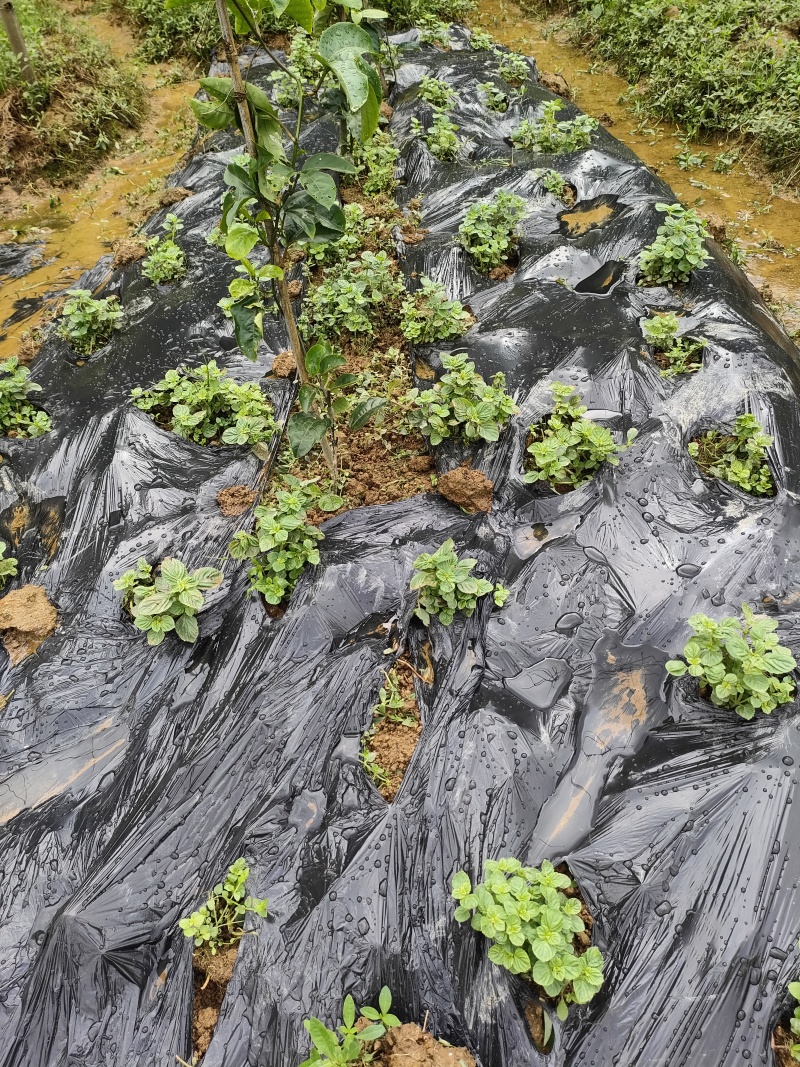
[
  {"left": 452, "top": 859, "right": 605, "bottom": 1021},
  {"left": 298, "top": 986, "right": 400, "bottom": 1067},
  {"left": 305, "top": 204, "right": 376, "bottom": 267},
  {"left": 511, "top": 101, "right": 598, "bottom": 153},
  {"left": 688, "top": 413, "right": 774, "bottom": 496},
  {"left": 131, "top": 361, "right": 276, "bottom": 447},
  {"left": 352, "top": 130, "right": 399, "bottom": 196},
  {"left": 712, "top": 151, "right": 738, "bottom": 174},
  {"left": 477, "top": 81, "right": 509, "bottom": 113},
  {"left": 55, "top": 289, "right": 123, "bottom": 356},
  {"left": 675, "top": 148, "right": 707, "bottom": 170},
  {"left": 400, "top": 276, "right": 473, "bottom": 344},
  {"left": 419, "top": 76, "right": 456, "bottom": 109},
  {"left": 642, "top": 312, "right": 705, "bottom": 377},
  {"left": 268, "top": 29, "right": 325, "bottom": 106},
  {"left": 494, "top": 49, "right": 529, "bottom": 86},
  {"left": 114, "top": 556, "right": 223, "bottom": 645},
  {"left": 0, "top": 357, "right": 51, "bottom": 438},
  {"left": 458, "top": 189, "right": 526, "bottom": 273},
  {"left": 418, "top": 16, "right": 451, "bottom": 47},
  {"left": 666, "top": 603, "right": 796, "bottom": 719},
  {"left": 406, "top": 351, "right": 517, "bottom": 445},
  {"left": 360, "top": 669, "right": 418, "bottom": 791},
  {"left": 469, "top": 27, "right": 495, "bottom": 50},
  {"left": 299, "top": 251, "right": 406, "bottom": 339},
  {"left": 142, "top": 214, "right": 188, "bottom": 285},
  {"left": 229, "top": 477, "right": 325, "bottom": 605},
  {"left": 411, "top": 538, "right": 506, "bottom": 626},
  {"left": 525, "top": 382, "right": 636, "bottom": 490},
  {"left": 0, "top": 543, "right": 18, "bottom": 588},
  {"left": 639, "top": 203, "right": 710, "bottom": 285},
  {"left": 112, "top": 0, "right": 221, "bottom": 61},
  {"left": 536, "top": 168, "right": 571, "bottom": 201},
  {"left": 411, "top": 110, "right": 461, "bottom": 162},
  {"left": 179, "top": 858, "right": 267, "bottom": 955}
]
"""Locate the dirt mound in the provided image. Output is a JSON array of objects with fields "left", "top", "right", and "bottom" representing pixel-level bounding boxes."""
[
  {"left": 216, "top": 485, "right": 257, "bottom": 516},
  {"left": 437, "top": 466, "right": 493, "bottom": 513},
  {"left": 192, "top": 945, "right": 237, "bottom": 1060},
  {"left": 374, "top": 1024, "right": 476, "bottom": 1067},
  {"left": 0, "top": 585, "right": 57, "bottom": 664},
  {"left": 271, "top": 350, "right": 297, "bottom": 378},
  {"left": 112, "top": 237, "right": 147, "bottom": 267},
  {"left": 539, "top": 71, "right": 572, "bottom": 99}
]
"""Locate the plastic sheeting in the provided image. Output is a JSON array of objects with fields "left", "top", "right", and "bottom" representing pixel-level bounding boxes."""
[{"left": 2, "top": 27, "right": 800, "bottom": 1067}]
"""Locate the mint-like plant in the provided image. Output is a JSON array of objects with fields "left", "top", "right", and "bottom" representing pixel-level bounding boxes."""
[
  {"left": 400, "top": 276, "right": 473, "bottom": 344},
  {"left": 114, "top": 556, "right": 223, "bottom": 645},
  {"left": 55, "top": 289, "right": 123, "bottom": 355},
  {"left": 299, "top": 251, "right": 406, "bottom": 339},
  {"left": 494, "top": 49, "right": 529, "bottom": 85},
  {"left": 131, "top": 361, "right": 276, "bottom": 448},
  {"left": 352, "top": 130, "right": 399, "bottom": 197},
  {"left": 451, "top": 858, "right": 605, "bottom": 1022},
  {"left": 477, "top": 80, "right": 509, "bottom": 113},
  {"left": 457, "top": 189, "right": 526, "bottom": 273},
  {"left": 643, "top": 312, "right": 705, "bottom": 377},
  {"left": 419, "top": 75, "right": 456, "bottom": 109},
  {"left": 536, "top": 167, "right": 572, "bottom": 203},
  {"left": 418, "top": 16, "right": 451, "bottom": 47},
  {"left": 411, "top": 538, "right": 506, "bottom": 626},
  {"left": 0, "top": 357, "right": 52, "bottom": 438},
  {"left": 639, "top": 202, "right": 711, "bottom": 285},
  {"left": 298, "top": 987, "right": 400, "bottom": 1067},
  {"left": 229, "top": 477, "right": 325, "bottom": 605},
  {"left": 411, "top": 110, "right": 461, "bottom": 162},
  {"left": 305, "top": 203, "right": 375, "bottom": 267},
  {"left": 142, "top": 213, "right": 187, "bottom": 284},
  {"left": 469, "top": 27, "right": 495, "bottom": 50},
  {"left": 0, "top": 542, "right": 18, "bottom": 587},
  {"left": 665, "top": 604, "right": 796, "bottom": 719},
  {"left": 525, "top": 382, "right": 637, "bottom": 490},
  {"left": 179, "top": 857, "right": 267, "bottom": 956},
  {"left": 406, "top": 352, "right": 518, "bottom": 445},
  {"left": 688, "top": 413, "right": 773, "bottom": 496},
  {"left": 511, "top": 101, "right": 598, "bottom": 153}
]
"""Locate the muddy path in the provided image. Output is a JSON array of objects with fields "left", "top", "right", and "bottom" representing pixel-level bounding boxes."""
[
  {"left": 475, "top": 0, "right": 800, "bottom": 337},
  {"left": 0, "top": 5, "right": 200, "bottom": 360}
]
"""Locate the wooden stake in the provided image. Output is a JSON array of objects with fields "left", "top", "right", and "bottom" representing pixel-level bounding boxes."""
[
  {"left": 213, "top": 0, "right": 256, "bottom": 158},
  {"left": 0, "top": 1, "right": 34, "bottom": 85}
]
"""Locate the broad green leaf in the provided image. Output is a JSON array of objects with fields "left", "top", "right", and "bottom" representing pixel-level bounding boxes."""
[
  {"left": 349, "top": 396, "right": 386, "bottom": 430},
  {"left": 284, "top": 0, "right": 314, "bottom": 31},
  {"left": 225, "top": 222, "right": 260, "bottom": 261},
  {"left": 302, "top": 152, "right": 358, "bottom": 174},
  {"left": 229, "top": 300, "right": 262, "bottom": 362},
  {"left": 199, "top": 76, "right": 234, "bottom": 102},
  {"left": 299, "top": 170, "right": 338, "bottom": 209},
  {"left": 304, "top": 1018, "right": 339, "bottom": 1060},
  {"left": 287, "top": 412, "right": 329, "bottom": 458},
  {"left": 305, "top": 340, "right": 332, "bottom": 376},
  {"left": 190, "top": 97, "right": 235, "bottom": 131},
  {"left": 317, "top": 21, "right": 374, "bottom": 62},
  {"left": 175, "top": 613, "right": 199, "bottom": 643}
]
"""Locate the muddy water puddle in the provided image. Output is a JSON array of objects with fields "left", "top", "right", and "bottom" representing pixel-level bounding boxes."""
[
  {"left": 0, "top": 11, "right": 199, "bottom": 360},
  {"left": 476, "top": 0, "right": 800, "bottom": 335}
]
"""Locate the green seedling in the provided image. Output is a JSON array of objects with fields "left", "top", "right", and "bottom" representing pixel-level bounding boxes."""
[
  {"left": 419, "top": 76, "right": 456, "bottom": 109},
  {"left": 411, "top": 538, "right": 506, "bottom": 626},
  {"left": 511, "top": 101, "right": 598, "bottom": 153},
  {"left": 56, "top": 289, "right": 123, "bottom": 355},
  {"left": 688, "top": 413, "right": 773, "bottom": 496},
  {"left": 411, "top": 110, "right": 461, "bottom": 162},
  {"left": 179, "top": 857, "right": 267, "bottom": 955},
  {"left": 457, "top": 189, "right": 526, "bottom": 273},
  {"left": 639, "top": 202, "right": 711, "bottom": 285},
  {"left": 114, "top": 556, "right": 223, "bottom": 645},
  {"left": 400, "top": 276, "right": 473, "bottom": 344},
  {"left": 642, "top": 311, "right": 705, "bottom": 377},
  {"left": 142, "top": 213, "right": 187, "bottom": 284},
  {"left": 0, "top": 357, "right": 52, "bottom": 438},
  {"left": 298, "top": 986, "right": 400, "bottom": 1067}
]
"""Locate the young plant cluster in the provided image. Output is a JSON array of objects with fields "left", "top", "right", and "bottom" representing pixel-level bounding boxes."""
[
  {"left": 179, "top": 857, "right": 267, "bottom": 956},
  {"left": 457, "top": 190, "right": 526, "bottom": 273},
  {"left": 0, "top": 542, "right": 18, "bottom": 588},
  {"left": 405, "top": 352, "right": 517, "bottom": 445},
  {"left": 299, "top": 251, "right": 406, "bottom": 340},
  {"left": 141, "top": 213, "right": 187, "bottom": 284},
  {"left": 400, "top": 276, "right": 473, "bottom": 344},
  {"left": 494, "top": 48, "right": 529, "bottom": 86},
  {"left": 360, "top": 669, "right": 418, "bottom": 793},
  {"left": 639, "top": 203, "right": 711, "bottom": 285},
  {"left": 229, "top": 478, "right": 325, "bottom": 605},
  {"left": 411, "top": 538, "right": 508, "bottom": 626},
  {"left": 689, "top": 413, "right": 774, "bottom": 496},
  {"left": 299, "top": 987, "right": 400, "bottom": 1067},
  {"left": 666, "top": 604, "right": 796, "bottom": 720},
  {"left": 511, "top": 101, "right": 598, "bottom": 153},
  {"left": 536, "top": 168, "right": 573, "bottom": 204},
  {"left": 352, "top": 130, "right": 400, "bottom": 196},
  {"left": 411, "top": 111, "right": 461, "bottom": 162},
  {"left": 525, "top": 382, "right": 636, "bottom": 490},
  {"left": 452, "top": 858, "right": 605, "bottom": 1021},
  {"left": 114, "top": 557, "right": 223, "bottom": 645},
  {"left": 477, "top": 80, "right": 509, "bottom": 113},
  {"left": 305, "top": 203, "right": 383, "bottom": 267},
  {"left": 0, "top": 357, "right": 52, "bottom": 438},
  {"left": 131, "top": 361, "right": 276, "bottom": 448},
  {"left": 419, "top": 75, "right": 456, "bottom": 109},
  {"left": 56, "top": 289, "right": 123, "bottom": 355},
  {"left": 469, "top": 27, "right": 495, "bottom": 50},
  {"left": 642, "top": 312, "right": 706, "bottom": 377}
]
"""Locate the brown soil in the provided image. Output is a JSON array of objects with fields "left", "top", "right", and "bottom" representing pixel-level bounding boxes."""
[
  {"left": 192, "top": 944, "right": 237, "bottom": 1061},
  {"left": 598, "top": 112, "right": 615, "bottom": 127},
  {"left": 363, "top": 659, "right": 422, "bottom": 802},
  {"left": 216, "top": 485, "right": 257, "bottom": 516},
  {"left": 372, "top": 1023, "right": 476, "bottom": 1067},
  {"left": 271, "top": 349, "right": 297, "bottom": 378},
  {"left": 437, "top": 464, "right": 493, "bottom": 513},
  {"left": 112, "top": 236, "right": 147, "bottom": 267},
  {"left": 158, "top": 186, "right": 192, "bottom": 207},
  {"left": 488, "top": 263, "right": 516, "bottom": 281},
  {"left": 287, "top": 279, "right": 303, "bottom": 298},
  {"left": 0, "top": 584, "right": 58, "bottom": 664},
  {"left": 523, "top": 1001, "right": 551, "bottom": 1054},
  {"left": 539, "top": 70, "right": 572, "bottom": 98},
  {"left": 559, "top": 202, "right": 615, "bottom": 237},
  {"left": 773, "top": 1022, "right": 796, "bottom": 1067}
]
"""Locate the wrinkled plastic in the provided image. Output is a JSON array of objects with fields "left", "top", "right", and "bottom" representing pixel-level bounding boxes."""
[{"left": 1, "top": 27, "right": 800, "bottom": 1067}]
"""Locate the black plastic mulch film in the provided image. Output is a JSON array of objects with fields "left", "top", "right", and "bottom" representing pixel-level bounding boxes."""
[{"left": 2, "top": 24, "right": 800, "bottom": 1067}]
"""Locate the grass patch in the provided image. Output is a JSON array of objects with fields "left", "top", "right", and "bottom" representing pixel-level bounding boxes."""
[
  {"left": 110, "top": 0, "right": 221, "bottom": 62},
  {"left": 0, "top": 0, "right": 146, "bottom": 183},
  {"left": 561, "top": 0, "right": 800, "bottom": 181}
]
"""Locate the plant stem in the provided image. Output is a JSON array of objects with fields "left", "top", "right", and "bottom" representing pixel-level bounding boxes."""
[{"left": 215, "top": 0, "right": 257, "bottom": 158}]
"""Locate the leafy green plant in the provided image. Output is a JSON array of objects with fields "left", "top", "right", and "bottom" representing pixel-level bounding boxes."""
[
  {"left": 511, "top": 101, "right": 598, "bottom": 153},
  {"left": 639, "top": 202, "right": 711, "bottom": 285},
  {"left": 451, "top": 858, "right": 605, "bottom": 1022},
  {"left": 411, "top": 110, "right": 461, "bottom": 162},
  {"left": 418, "top": 15, "right": 451, "bottom": 47},
  {"left": 299, "top": 251, "right": 405, "bottom": 340},
  {"left": 477, "top": 80, "right": 508, "bottom": 113},
  {"left": 298, "top": 986, "right": 400, "bottom": 1067},
  {"left": 400, "top": 276, "right": 473, "bottom": 344},
  {"left": 0, "top": 357, "right": 52, "bottom": 438},
  {"left": 469, "top": 27, "right": 495, "bottom": 50},
  {"left": 131, "top": 361, "right": 276, "bottom": 447},
  {"left": 536, "top": 168, "right": 572, "bottom": 202},
  {"left": 457, "top": 189, "right": 526, "bottom": 273},
  {"left": 665, "top": 604, "right": 796, "bottom": 719},
  {"left": 178, "top": 857, "right": 267, "bottom": 955},
  {"left": 419, "top": 75, "right": 456, "bottom": 109},
  {"left": 114, "top": 556, "right": 223, "bottom": 645},
  {"left": 229, "top": 477, "right": 325, "bottom": 605},
  {"left": 675, "top": 148, "right": 707, "bottom": 170},
  {"left": 688, "top": 413, "right": 774, "bottom": 496},
  {"left": 55, "top": 288, "right": 123, "bottom": 355},
  {"left": 405, "top": 352, "right": 517, "bottom": 445},
  {"left": 642, "top": 312, "right": 706, "bottom": 377},
  {"left": 524, "top": 382, "right": 637, "bottom": 490},
  {"left": 494, "top": 48, "right": 528, "bottom": 85},
  {"left": 305, "top": 203, "right": 374, "bottom": 267},
  {"left": 712, "top": 151, "right": 738, "bottom": 174},
  {"left": 352, "top": 129, "right": 399, "bottom": 196},
  {"left": 411, "top": 538, "right": 506, "bottom": 626},
  {"left": 0, "top": 542, "right": 18, "bottom": 588},
  {"left": 142, "top": 213, "right": 187, "bottom": 284}
]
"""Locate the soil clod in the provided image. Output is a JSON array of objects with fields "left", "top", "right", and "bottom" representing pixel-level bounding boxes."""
[
  {"left": 216, "top": 485, "right": 257, "bottom": 517},
  {"left": 0, "top": 585, "right": 57, "bottom": 664},
  {"left": 539, "top": 71, "right": 572, "bottom": 99},
  {"left": 192, "top": 945, "right": 237, "bottom": 1060},
  {"left": 112, "top": 237, "right": 148, "bottom": 267},
  {"left": 271, "top": 350, "right": 297, "bottom": 378},
  {"left": 372, "top": 1023, "right": 476, "bottom": 1067},
  {"left": 437, "top": 465, "right": 493, "bottom": 513}
]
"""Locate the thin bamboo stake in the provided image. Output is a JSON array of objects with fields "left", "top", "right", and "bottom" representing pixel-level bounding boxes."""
[
  {"left": 0, "top": 0, "right": 34, "bottom": 84},
  {"left": 213, "top": 0, "right": 257, "bottom": 158}
]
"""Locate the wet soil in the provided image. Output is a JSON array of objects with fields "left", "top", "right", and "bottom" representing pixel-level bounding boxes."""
[
  {"left": 216, "top": 485, "right": 257, "bottom": 516},
  {"left": 192, "top": 944, "right": 237, "bottom": 1060},
  {"left": 0, "top": 584, "right": 58, "bottom": 664},
  {"left": 773, "top": 1022, "right": 796, "bottom": 1067},
  {"left": 371, "top": 1023, "right": 476, "bottom": 1067},
  {"left": 363, "top": 659, "right": 423, "bottom": 803},
  {"left": 437, "top": 464, "right": 494, "bottom": 513}
]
